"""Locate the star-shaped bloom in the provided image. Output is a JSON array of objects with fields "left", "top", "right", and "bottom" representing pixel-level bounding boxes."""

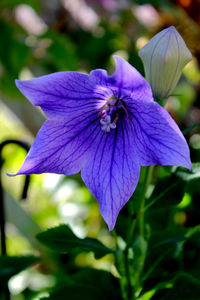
[{"left": 14, "top": 56, "right": 191, "bottom": 230}]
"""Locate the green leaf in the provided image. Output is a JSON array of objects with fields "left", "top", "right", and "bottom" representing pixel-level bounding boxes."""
[
  {"left": 143, "top": 228, "right": 186, "bottom": 284},
  {"left": 182, "top": 231, "right": 200, "bottom": 280},
  {"left": 161, "top": 272, "right": 200, "bottom": 300},
  {"left": 143, "top": 228, "right": 200, "bottom": 294},
  {"left": 40, "top": 268, "right": 122, "bottom": 300},
  {"left": 145, "top": 174, "right": 185, "bottom": 231},
  {"left": 146, "top": 173, "right": 184, "bottom": 208},
  {"left": 0, "top": 255, "right": 39, "bottom": 285},
  {"left": 40, "top": 285, "right": 99, "bottom": 300},
  {"left": 36, "top": 225, "right": 114, "bottom": 259}
]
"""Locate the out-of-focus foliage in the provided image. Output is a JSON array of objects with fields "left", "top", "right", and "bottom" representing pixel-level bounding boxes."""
[
  {"left": 36, "top": 224, "right": 114, "bottom": 259},
  {"left": 0, "top": 255, "right": 39, "bottom": 286},
  {"left": 0, "top": 0, "right": 200, "bottom": 299}
]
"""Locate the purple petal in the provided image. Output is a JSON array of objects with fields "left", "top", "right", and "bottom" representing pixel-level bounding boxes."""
[
  {"left": 13, "top": 112, "right": 99, "bottom": 175},
  {"left": 110, "top": 55, "right": 153, "bottom": 101},
  {"left": 81, "top": 118, "right": 140, "bottom": 231},
  {"left": 15, "top": 72, "right": 106, "bottom": 120},
  {"left": 128, "top": 100, "right": 191, "bottom": 170},
  {"left": 90, "top": 56, "right": 153, "bottom": 103}
]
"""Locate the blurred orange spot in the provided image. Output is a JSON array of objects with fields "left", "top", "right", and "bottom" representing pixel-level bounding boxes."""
[{"left": 178, "top": 0, "right": 191, "bottom": 7}]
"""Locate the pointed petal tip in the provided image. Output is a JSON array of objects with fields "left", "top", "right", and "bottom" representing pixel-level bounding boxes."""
[
  {"left": 102, "top": 211, "right": 118, "bottom": 232},
  {"left": 7, "top": 172, "right": 16, "bottom": 177},
  {"left": 107, "top": 221, "right": 116, "bottom": 232},
  {"left": 179, "top": 147, "right": 192, "bottom": 171},
  {"left": 15, "top": 79, "right": 22, "bottom": 89},
  {"left": 186, "top": 160, "right": 192, "bottom": 171},
  {"left": 165, "top": 156, "right": 192, "bottom": 172},
  {"left": 112, "top": 54, "right": 123, "bottom": 66},
  {"left": 168, "top": 25, "right": 176, "bottom": 31},
  {"left": 15, "top": 79, "right": 30, "bottom": 95},
  {"left": 15, "top": 79, "right": 26, "bottom": 88},
  {"left": 97, "top": 199, "right": 120, "bottom": 232},
  {"left": 112, "top": 54, "right": 120, "bottom": 60},
  {"left": 15, "top": 77, "right": 42, "bottom": 106},
  {"left": 112, "top": 54, "right": 130, "bottom": 68},
  {"left": 7, "top": 171, "right": 27, "bottom": 177},
  {"left": 112, "top": 54, "right": 122, "bottom": 59},
  {"left": 6, "top": 171, "right": 25, "bottom": 177}
]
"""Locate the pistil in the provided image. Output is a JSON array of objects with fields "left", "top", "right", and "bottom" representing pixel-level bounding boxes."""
[{"left": 99, "top": 96, "right": 128, "bottom": 133}]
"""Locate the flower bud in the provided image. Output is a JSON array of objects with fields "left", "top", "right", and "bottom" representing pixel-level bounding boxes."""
[{"left": 139, "top": 26, "right": 192, "bottom": 99}]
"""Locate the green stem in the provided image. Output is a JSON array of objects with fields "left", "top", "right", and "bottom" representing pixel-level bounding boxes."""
[
  {"left": 124, "top": 248, "right": 133, "bottom": 299},
  {"left": 115, "top": 248, "right": 130, "bottom": 300},
  {"left": 130, "top": 166, "right": 154, "bottom": 297},
  {"left": 118, "top": 166, "right": 154, "bottom": 299},
  {"left": 126, "top": 166, "right": 152, "bottom": 247},
  {"left": 126, "top": 216, "right": 137, "bottom": 247},
  {"left": 113, "top": 230, "right": 129, "bottom": 300},
  {"left": 138, "top": 166, "right": 154, "bottom": 237},
  {"left": 134, "top": 166, "right": 153, "bottom": 295}
]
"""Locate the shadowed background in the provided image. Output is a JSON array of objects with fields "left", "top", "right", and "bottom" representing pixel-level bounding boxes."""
[{"left": 0, "top": 0, "right": 200, "bottom": 299}]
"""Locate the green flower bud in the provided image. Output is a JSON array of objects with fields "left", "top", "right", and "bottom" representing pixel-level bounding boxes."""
[{"left": 139, "top": 26, "right": 192, "bottom": 99}]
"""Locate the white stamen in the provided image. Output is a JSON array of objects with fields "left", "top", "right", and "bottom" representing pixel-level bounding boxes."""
[
  {"left": 100, "top": 115, "right": 110, "bottom": 125},
  {"left": 100, "top": 115, "right": 116, "bottom": 133},
  {"left": 110, "top": 123, "right": 116, "bottom": 129}
]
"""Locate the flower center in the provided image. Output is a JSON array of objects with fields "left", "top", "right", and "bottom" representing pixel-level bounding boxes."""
[{"left": 99, "top": 96, "right": 128, "bottom": 133}]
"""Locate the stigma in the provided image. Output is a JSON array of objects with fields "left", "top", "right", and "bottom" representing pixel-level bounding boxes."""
[
  {"left": 100, "top": 115, "right": 116, "bottom": 133},
  {"left": 99, "top": 96, "right": 128, "bottom": 133}
]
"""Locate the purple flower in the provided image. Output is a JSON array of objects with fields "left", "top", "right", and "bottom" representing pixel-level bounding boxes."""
[{"left": 14, "top": 56, "right": 191, "bottom": 230}]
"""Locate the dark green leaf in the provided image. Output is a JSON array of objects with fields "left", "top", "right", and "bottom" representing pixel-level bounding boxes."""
[
  {"left": 142, "top": 226, "right": 189, "bottom": 294},
  {"left": 146, "top": 173, "right": 184, "bottom": 208},
  {"left": 36, "top": 225, "right": 114, "bottom": 259},
  {"left": 182, "top": 231, "right": 200, "bottom": 279},
  {"left": 143, "top": 228, "right": 200, "bottom": 294},
  {"left": 40, "top": 268, "right": 122, "bottom": 300},
  {"left": 161, "top": 272, "right": 200, "bottom": 300},
  {"left": 145, "top": 174, "right": 185, "bottom": 231},
  {"left": 0, "top": 255, "right": 39, "bottom": 285}
]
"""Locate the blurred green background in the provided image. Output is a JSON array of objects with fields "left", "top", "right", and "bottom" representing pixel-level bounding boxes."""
[{"left": 0, "top": 0, "right": 200, "bottom": 299}]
